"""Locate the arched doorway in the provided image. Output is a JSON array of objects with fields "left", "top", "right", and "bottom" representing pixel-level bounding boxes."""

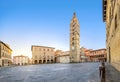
[
  {"left": 51, "top": 60, "right": 53, "bottom": 63},
  {"left": 47, "top": 60, "right": 49, "bottom": 63},
  {"left": 39, "top": 60, "right": 42, "bottom": 64},
  {"left": 34, "top": 60, "right": 37, "bottom": 64},
  {"left": 8, "top": 61, "right": 9, "bottom": 66},
  {"left": 18, "top": 63, "right": 20, "bottom": 65},
  {"left": 43, "top": 60, "right": 46, "bottom": 63},
  {"left": 2, "top": 60, "right": 4, "bottom": 66}
]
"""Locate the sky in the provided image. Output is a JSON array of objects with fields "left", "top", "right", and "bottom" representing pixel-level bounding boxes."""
[{"left": 0, "top": 0, "right": 106, "bottom": 58}]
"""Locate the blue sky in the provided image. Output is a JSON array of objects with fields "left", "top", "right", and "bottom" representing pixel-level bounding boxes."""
[{"left": 0, "top": 0, "right": 106, "bottom": 58}]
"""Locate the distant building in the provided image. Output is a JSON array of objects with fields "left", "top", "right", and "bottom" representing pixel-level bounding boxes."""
[
  {"left": 0, "top": 41, "right": 12, "bottom": 67},
  {"left": 54, "top": 50, "right": 62, "bottom": 63},
  {"left": 80, "top": 47, "right": 88, "bottom": 62},
  {"left": 103, "top": 0, "right": 120, "bottom": 71},
  {"left": 84, "top": 49, "right": 92, "bottom": 62},
  {"left": 59, "top": 51, "right": 70, "bottom": 63},
  {"left": 55, "top": 50, "right": 70, "bottom": 63},
  {"left": 31, "top": 45, "right": 55, "bottom": 64},
  {"left": 28, "top": 58, "right": 33, "bottom": 65},
  {"left": 55, "top": 48, "right": 106, "bottom": 63},
  {"left": 13, "top": 55, "right": 29, "bottom": 65},
  {"left": 88, "top": 49, "right": 107, "bottom": 62},
  {"left": 79, "top": 47, "right": 107, "bottom": 62}
]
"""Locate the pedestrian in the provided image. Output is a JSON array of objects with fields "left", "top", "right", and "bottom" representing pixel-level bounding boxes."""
[{"left": 99, "top": 61, "right": 105, "bottom": 82}]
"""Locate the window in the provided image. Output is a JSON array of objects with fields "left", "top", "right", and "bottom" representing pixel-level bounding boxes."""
[
  {"left": 72, "top": 23, "right": 76, "bottom": 27},
  {"left": 2, "top": 46, "right": 4, "bottom": 50},
  {"left": 72, "top": 42, "right": 74, "bottom": 45},
  {"left": 39, "top": 56, "right": 41, "bottom": 59},
  {"left": 72, "top": 37, "right": 74, "bottom": 40},
  {"left": 35, "top": 55, "right": 37, "bottom": 59},
  {"left": 34, "top": 47, "right": 37, "bottom": 51},
  {"left": 101, "top": 50, "right": 104, "bottom": 53},
  {"left": 51, "top": 56, "right": 53, "bottom": 59},
  {"left": 109, "top": 7, "right": 112, "bottom": 23},
  {"left": 72, "top": 29, "right": 74, "bottom": 32},
  {"left": 2, "top": 52, "right": 4, "bottom": 56},
  {"left": 118, "top": 5, "right": 120, "bottom": 19},
  {"left": 113, "top": 0, "right": 116, "bottom": 7},
  {"left": 51, "top": 49, "right": 53, "bottom": 52},
  {"left": 115, "top": 15, "right": 117, "bottom": 30},
  {"left": 73, "top": 32, "right": 74, "bottom": 35}
]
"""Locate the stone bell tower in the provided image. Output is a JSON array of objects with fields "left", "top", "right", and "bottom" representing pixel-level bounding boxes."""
[{"left": 70, "top": 12, "right": 80, "bottom": 63}]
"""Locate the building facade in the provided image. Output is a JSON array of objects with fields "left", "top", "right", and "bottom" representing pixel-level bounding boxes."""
[
  {"left": 79, "top": 48, "right": 107, "bottom": 62},
  {"left": 70, "top": 13, "right": 80, "bottom": 63},
  {"left": 59, "top": 51, "right": 70, "bottom": 63},
  {"left": 0, "top": 41, "right": 12, "bottom": 67},
  {"left": 88, "top": 49, "right": 107, "bottom": 62},
  {"left": 80, "top": 47, "right": 88, "bottom": 62},
  {"left": 31, "top": 45, "right": 55, "bottom": 64},
  {"left": 13, "top": 55, "right": 29, "bottom": 65},
  {"left": 103, "top": 0, "right": 120, "bottom": 71},
  {"left": 55, "top": 48, "right": 106, "bottom": 63},
  {"left": 54, "top": 50, "right": 62, "bottom": 63}
]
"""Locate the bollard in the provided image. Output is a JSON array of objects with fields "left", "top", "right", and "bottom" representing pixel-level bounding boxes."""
[{"left": 99, "top": 62, "right": 105, "bottom": 82}]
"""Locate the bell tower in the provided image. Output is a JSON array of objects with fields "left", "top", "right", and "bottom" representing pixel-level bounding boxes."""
[{"left": 70, "top": 12, "right": 80, "bottom": 63}]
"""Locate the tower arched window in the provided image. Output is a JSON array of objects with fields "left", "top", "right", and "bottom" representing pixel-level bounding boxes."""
[
  {"left": 72, "top": 42, "right": 74, "bottom": 45},
  {"left": 72, "top": 29, "right": 74, "bottom": 32},
  {"left": 72, "top": 37, "right": 74, "bottom": 40},
  {"left": 73, "top": 23, "right": 75, "bottom": 27},
  {"left": 73, "top": 33, "right": 74, "bottom": 35}
]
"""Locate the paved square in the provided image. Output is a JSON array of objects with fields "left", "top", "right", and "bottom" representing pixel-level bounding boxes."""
[{"left": 0, "top": 63, "right": 101, "bottom": 82}]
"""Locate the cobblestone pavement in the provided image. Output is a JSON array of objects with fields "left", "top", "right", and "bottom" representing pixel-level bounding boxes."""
[
  {"left": 105, "top": 63, "right": 120, "bottom": 82},
  {"left": 0, "top": 63, "right": 101, "bottom": 82}
]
